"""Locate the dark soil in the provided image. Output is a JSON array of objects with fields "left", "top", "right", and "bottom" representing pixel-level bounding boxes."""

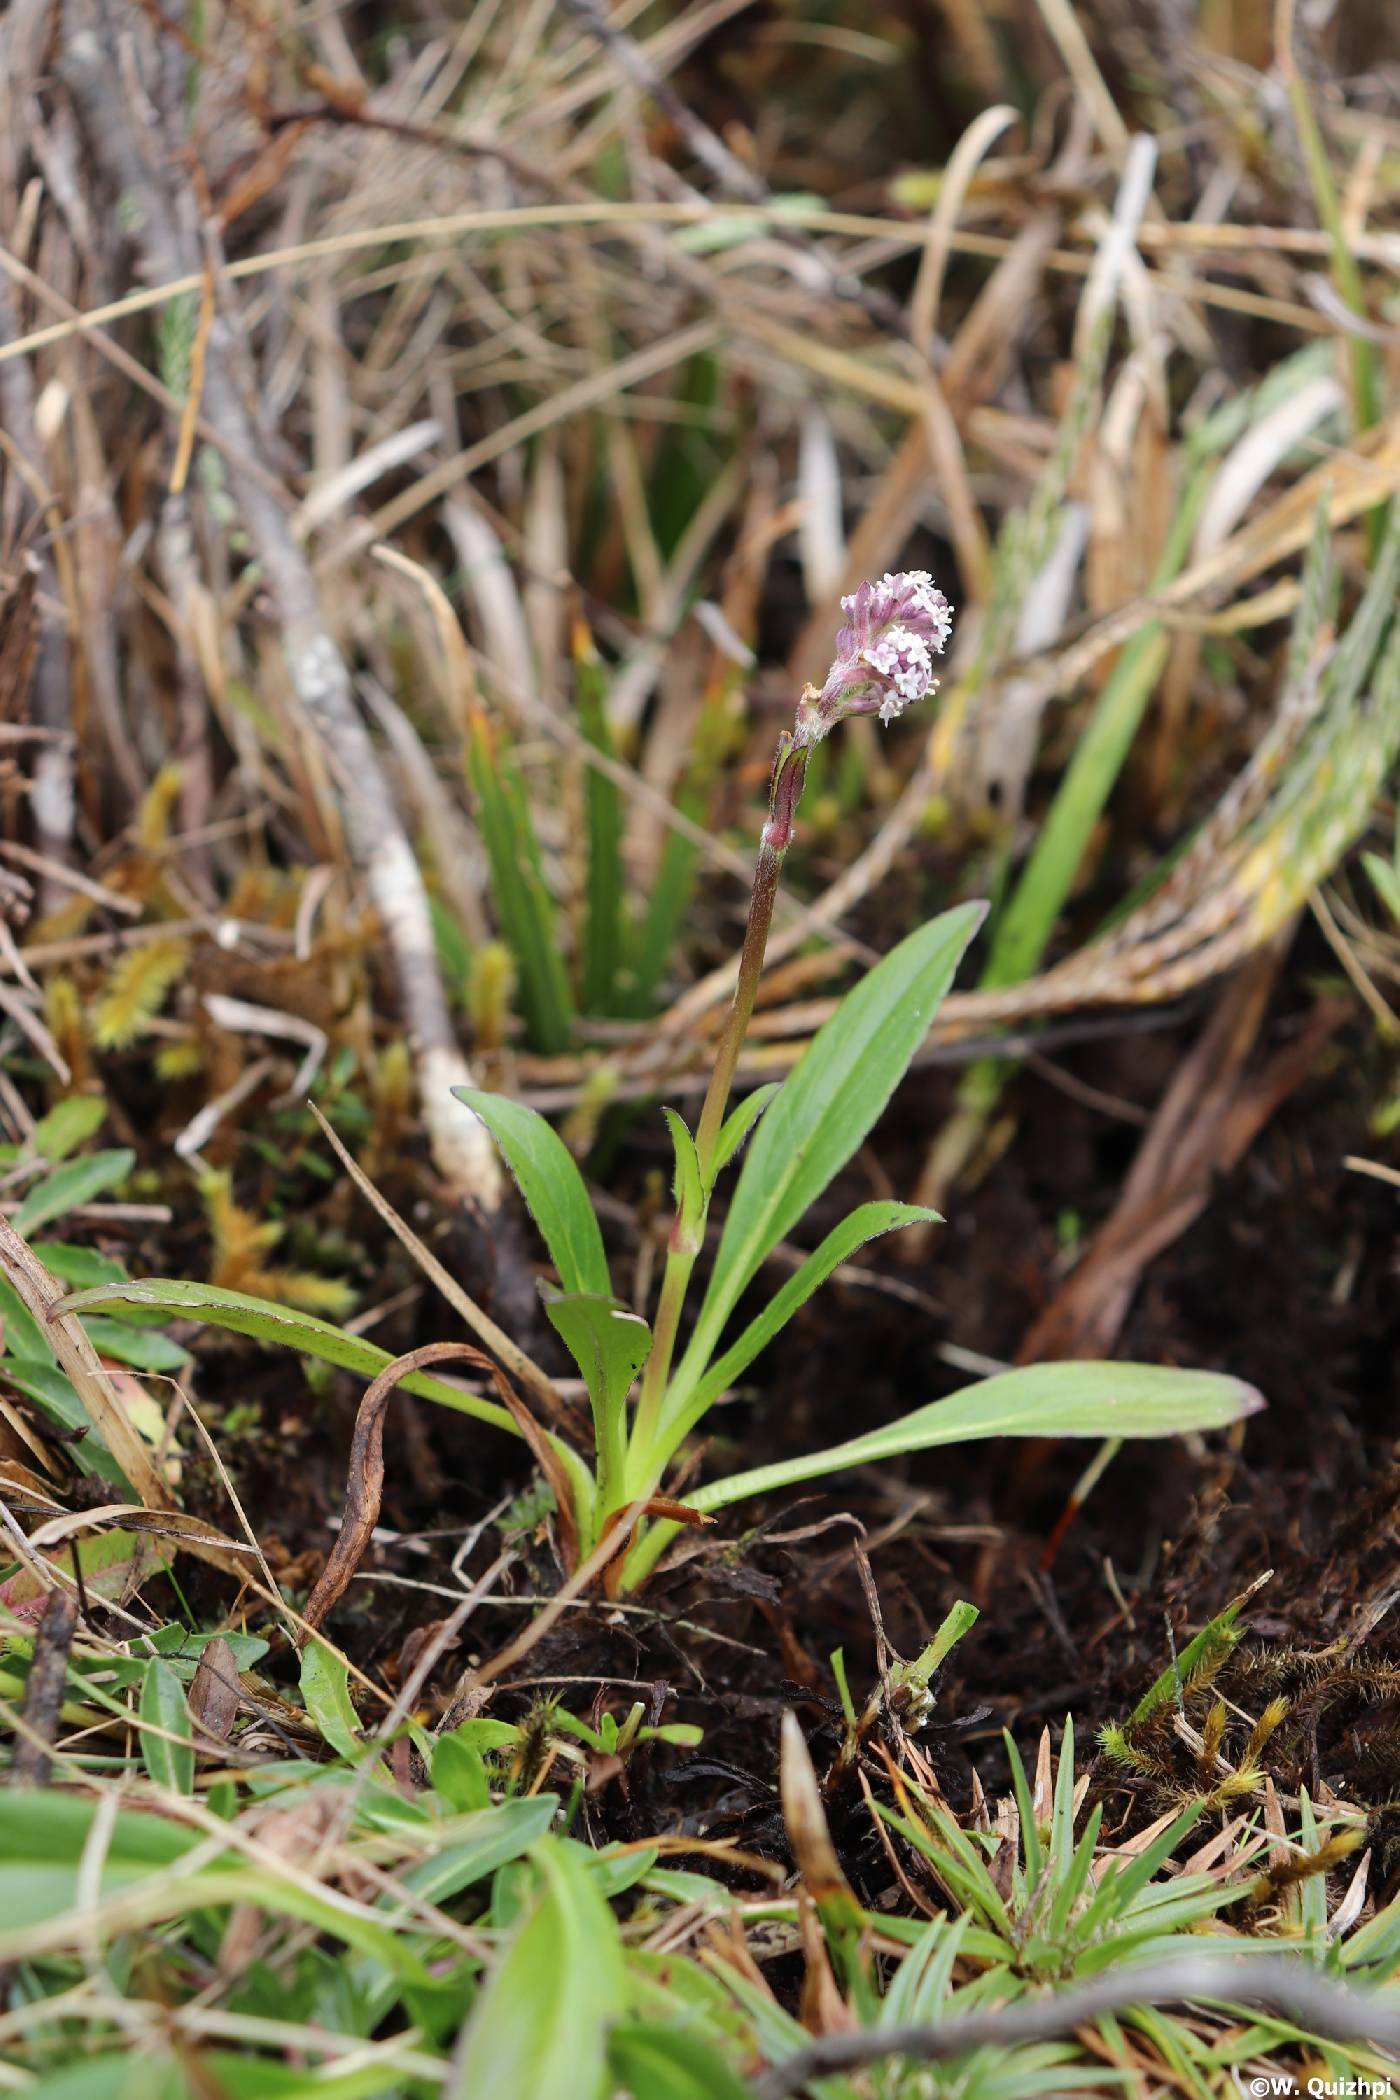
[{"left": 179, "top": 945, "right": 1400, "bottom": 1885}]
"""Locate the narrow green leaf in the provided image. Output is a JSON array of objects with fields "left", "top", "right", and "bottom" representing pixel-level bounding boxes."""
[
  {"left": 458, "top": 1839, "right": 626, "bottom": 2100},
  {"left": 0, "top": 1785, "right": 200, "bottom": 1867},
  {"left": 79, "top": 1317, "right": 189, "bottom": 1372},
  {"left": 1049, "top": 1804, "right": 1102, "bottom": 1942},
  {"left": 1083, "top": 1802, "right": 1203, "bottom": 1927},
  {"left": 1363, "top": 849, "right": 1400, "bottom": 924},
  {"left": 398, "top": 1796, "right": 559, "bottom": 1909},
  {"left": 675, "top": 903, "right": 984, "bottom": 1383},
  {"left": 2, "top": 1527, "right": 162, "bottom": 1623},
  {"left": 624, "top": 698, "right": 734, "bottom": 1017},
  {"left": 30, "top": 1096, "right": 107, "bottom": 1163},
  {"left": 138, "top": 1657, "right": 194, "bottom": 1794},
  {"left": 541, "top": 1289, "right": 650, "bottom": 1417},
  {"left": 711, "top": 1084, "right": 779, "bottom": 1181},
  {"left": 0, "top": 1273, "right": 58, "bottom": 1363},
  {"left": 431, "top": 1733, "right": 493, "bottom": 1813},
  {"left": 661, "top": 1107, "right": 704, "bottom": 1242},
  {"left": 55, "top": 1279, "right": 522, "bottom": 1439},
  {"left": 983, "top": 629, "right": 1170, "bottom": 992},
  {"left": 683, "top": 1362, "right": 1264, "bottom": 1515},
  {"left": 608, "top": 2024, "right": 754, "bottom": 2100},
  {"left": 881, "top": 1910, "right": 972, "bottom": 2028},
  {"left": 31, "top": 1242, "right": 130, "bottom": 1290},
  {"left": 454, "top": 1090, "right": 610, "bottom": 1297},
  {"left": 661, "top": 1201, "right": 938, "bottom": 1443},
  {"left": 1049, "top": 1714, "right": 1077, "bottom": 1876},
  {"left": 199, "top": 2056, "right": 409, "bottom": 2100},
  {"left": 467, "top": 715, "right": 573, "bottom": 1052},
  {"left": 1006, "top": 1731, "right": 1042, "bottom": 1888},
  {"left": 22, "top": 2054, "right": 190, "bottom": 2100},
  {"left": 627, "top": 827, "right": 701, "bottom": 1016},
  {"left": 299, "top": 1639, "right": 363, "bottom": 1761},
  {"left": 0, "top": 1359, "right": 126, "bottom": 1482},
  {"left": 12, "top": 1149, "right": 136, "bottom": 1237},
  {"left": 428, "top": 889, "right": 473, "bottom": 1008},
  {"left": 541, "top": 1284, "right": 650, "bottom": 1506}
]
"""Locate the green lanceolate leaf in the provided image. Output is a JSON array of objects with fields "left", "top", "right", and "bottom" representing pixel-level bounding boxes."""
[
  {"left": 299, "top": 1639, "right": 364, "bottom": 1762},
  {"left": 430, "top": 1734, "right": 493, "bottom": 1814},
  {"left": 682, "top": 1361, "right": 1264, "bottom": 1515},
  {"left": 541, "top": 1288, "right": 650, "bottom": 1419},
  {"left": 661, "top": 1107, "right": 704, "bottom": 1246},
  {"left": 79, "top": 1317, "right": 189, "bottom": 1372},
  {"left": 0, "top": 1359, "right": 126, "bottom": 1483},
  {"left": 0, "top": 1271, "right": 53, "bottom": 1360},
  {"left": 674, "top": 902, "right": 983, "bottom": 1383},
  {"left": 55, "top": 1279, "right": 521, "bottom": 1439},
  {"left": 710, "top": 1083, "right": 779, "bottom": 1182},
  {"left": 541, "top": 1284, "right": 650, "bottom": 1506},
  {"left": 453, "top": 1090, "right": 610, "bottom": 1297},
  {"left": 457, "top": 1839, "right": 627, "bottom": 2100},
  {"left": 30, "top": 1095, "right": 107, "bottom": 1163},
  {"left": 12, "top": 1149, "right": 136, "bottom": 1238},
  {"left": 608, "top": 2024, "right": 755, "bottom": 2100},
  {"left": 660, "top": 1200, "right": 939, "bottom": 1444},
  {"left": 138, "top": 1657, "right": 194, "bottom": 1794}
]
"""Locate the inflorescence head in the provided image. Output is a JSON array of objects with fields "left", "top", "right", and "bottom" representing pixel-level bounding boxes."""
[{"left": 795, "top": 569, "right": 952, "bottom": 746}]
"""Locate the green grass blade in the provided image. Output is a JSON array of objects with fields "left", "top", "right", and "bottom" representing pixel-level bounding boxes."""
[
  {"left": 1006, "top": 1731, "right": 1043, "bottom": 1890},
  {"left": 623, "top": 699, "right": 735, "bottom": 1017},
  {"left": 626, "top": 822, "right": 703, "bottom": 1018},
  {"left": 575, "top": 624, "right": 626, "bottom": 1015},
  {"left": 984, "top": 627, "right": 1170, "bottom": 992},
  {"left": 466, "top": 714, "right": 573, "bottom": 1052}
]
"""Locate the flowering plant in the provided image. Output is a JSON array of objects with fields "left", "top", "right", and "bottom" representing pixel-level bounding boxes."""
[{"left": 68, "top": 573, "right": 1261, "bottom": 1598}]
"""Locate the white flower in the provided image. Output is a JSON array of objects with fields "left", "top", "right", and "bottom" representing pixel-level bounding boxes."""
[
  {"left": 797, "top": 567, "right": 953, "bottom": 745},
  {"left": 860, "top": 626, "right": 934, "bottom": 712}
]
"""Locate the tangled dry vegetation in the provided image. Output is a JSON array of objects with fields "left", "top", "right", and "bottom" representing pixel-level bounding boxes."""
[{"left": 2, "top": 0, "right": 1400, "bottom": 2094}]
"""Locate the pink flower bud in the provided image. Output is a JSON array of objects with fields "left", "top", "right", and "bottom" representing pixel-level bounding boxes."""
[{"left": 795, "top": 569, "right": 952, "bottom": 745}]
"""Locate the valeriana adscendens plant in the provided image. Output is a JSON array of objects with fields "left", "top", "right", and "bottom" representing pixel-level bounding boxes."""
[
  {"left": 60, "top": 573, "right": 1260, "bottom": 1591},
  {"left": 457, "top": 569, "right": 1259, "bottom": 1588}
]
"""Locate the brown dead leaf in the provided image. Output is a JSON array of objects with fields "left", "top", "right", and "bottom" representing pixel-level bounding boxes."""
[{"left": 189, "top": 1635, "right": 241, "bottom": 1748}]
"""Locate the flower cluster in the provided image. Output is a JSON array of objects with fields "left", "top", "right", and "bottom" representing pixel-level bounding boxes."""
[{"left": 795, "top": 569, "right": 952, "bottom": 746}]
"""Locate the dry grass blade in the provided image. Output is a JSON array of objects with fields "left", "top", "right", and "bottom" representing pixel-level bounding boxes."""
[{"left": 300, "top": 1342, "right": 520, "bottom": 1643}]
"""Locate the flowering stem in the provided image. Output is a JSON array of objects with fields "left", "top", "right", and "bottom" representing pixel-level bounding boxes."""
[
  {"left": 627, "top": 730, "right": 810, "bottom": 1478},
  {"left": 628, "top": 1237, "right": 696, "bottom": 1476},
  {"left": 693, "top": 734, "right": 809, "bottom": 1181}
]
